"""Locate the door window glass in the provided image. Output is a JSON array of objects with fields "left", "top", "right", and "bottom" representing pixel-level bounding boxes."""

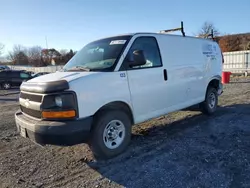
[
  {"left": 124, "top": 37, "right": 162, "bottom": 69},
  {"left": 20, "top": 73, "right": 30, "bottom": 78}
]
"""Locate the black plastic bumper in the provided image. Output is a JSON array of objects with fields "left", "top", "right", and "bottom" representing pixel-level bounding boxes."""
[{"left": 15, "top": 111, "right": 93, "bottom": 146}]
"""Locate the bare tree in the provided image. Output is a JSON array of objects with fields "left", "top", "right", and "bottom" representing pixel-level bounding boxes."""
[
  {"left": 13, "top": 44, "right": 26, "bottom": 53},
  {"left": 8, "top": 44, "right": 26, "bottom": 60},
  {"left": 240, "top": 37, "right": 250, "bottom": 50},
  {"left": 0, "top": 43, "right": 4, "bottom": 55},
  {"left": 59, "top": 49, "right": 68, "bottom": 56},
  {"left": 240, "top": 42, "right": 250, "bottom": 50},
  {"left": 58, "top": 49, "right": 76, "bottom": 65},
  {"left": 8, "top": 44, "right": 29, "bottom": 65},
  {"left": 218, "top": 35, "right": 241, "bottom": 52},
  {"left": 197, "top": 21, "right": 220, "bottom": 38},
  {"left": 27, "top": 46, "right": 42, "bottom": 66},
  {"left": 41, "top": 48, "right": 61, "bottom": 65},
  {"left": 246, "top": 42, "right": 250, "bottom": 50}
]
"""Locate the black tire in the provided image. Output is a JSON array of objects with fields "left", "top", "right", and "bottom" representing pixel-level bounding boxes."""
[
  {"left": 200, "top": 87, "right": 218, "bottom": 115},
  {"left": 2, "top": 82, "right": 11, "bottom": 90},
  {"left": 89, "top": 110, "right": 132, "bottom": 159}
]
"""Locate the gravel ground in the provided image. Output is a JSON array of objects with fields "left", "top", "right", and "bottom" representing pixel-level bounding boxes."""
[{"left": 0, "top": 77, "right": 250, "bottom": 188}]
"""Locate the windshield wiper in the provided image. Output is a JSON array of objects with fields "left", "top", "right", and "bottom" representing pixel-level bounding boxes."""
[{"left": 66, "top": 66, "right": 90, "bottom": 72}]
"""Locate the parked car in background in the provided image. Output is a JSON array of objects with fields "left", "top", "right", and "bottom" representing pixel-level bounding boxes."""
[
  {"left": 32, "top": 72, "right": 50, "bottom": 78},
  {"left": 0, "top": 70, "right": 32, "bottom": 89},
  {"left": 24, "top": 71, "right": 35, "bottom": 76},
  {"left": 0, "top": 65, "right": 10, "bottom": 70}
]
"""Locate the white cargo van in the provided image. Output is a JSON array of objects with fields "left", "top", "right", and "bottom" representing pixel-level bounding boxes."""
[{"left": 15, "top": 28, "right": 223, "bottom": 159}]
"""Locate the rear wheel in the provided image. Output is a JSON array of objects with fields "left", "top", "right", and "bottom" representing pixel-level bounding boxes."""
[
  {"left": 89, "top": 110, "right": 132, "bottom": 159},
  {"left": 200, "top": 87, "right": 218, "bottom": 115},
  {"left": 2, "top": 82, "right": 11, "bottom": 90}
]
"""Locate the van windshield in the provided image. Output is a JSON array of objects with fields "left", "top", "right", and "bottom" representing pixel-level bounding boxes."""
[{"left": 63, "top": 36, "right": 131, "bottom": 72}]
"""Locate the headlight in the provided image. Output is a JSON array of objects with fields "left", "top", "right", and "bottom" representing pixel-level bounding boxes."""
[
  {"left": 55, "top": 96, "right": 63, "bottom": 107},
  {"left": 42, "top": 92, "right": 78, "bottom": 119}
]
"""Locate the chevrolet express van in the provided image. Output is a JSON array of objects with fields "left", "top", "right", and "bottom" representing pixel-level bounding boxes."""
[{"left": 15, "top": 32, "right": 223, "bottom": 159}]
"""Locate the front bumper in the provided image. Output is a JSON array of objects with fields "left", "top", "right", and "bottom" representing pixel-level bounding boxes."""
[{"left": 15, "top": 111, "right": 93, "bottom": 146}]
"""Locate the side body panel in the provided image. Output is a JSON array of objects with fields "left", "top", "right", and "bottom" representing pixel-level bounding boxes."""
[
  {"left": 69, "top": 72, "right": 132, "bottom": 119},
  {"left": 118, "top": 34, "right": 175, "bottom": 123},
  {"left": 157, "top": 35, "right": 205, "bottom": 107},
  {"left": 115, "top": 34, "right": 222, "bottom": 124},
  {"left": 158, "top": 35, "right": 222, "bottom": 114},
  {"left": 125, "top": 67, "right": 168, "bottom": 123}
]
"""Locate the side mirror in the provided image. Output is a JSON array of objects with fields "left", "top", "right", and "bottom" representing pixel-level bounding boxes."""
[{"left": 128, "top": 50, "right": 146, "bottom": 67}]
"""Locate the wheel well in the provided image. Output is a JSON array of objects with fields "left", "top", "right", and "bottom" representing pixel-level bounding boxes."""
[
  {"left": 208, "top": 79, "right": 220, "bottom": 90},
  {"left": 94, "top": 101, "right": 134, "bottom": 124}
]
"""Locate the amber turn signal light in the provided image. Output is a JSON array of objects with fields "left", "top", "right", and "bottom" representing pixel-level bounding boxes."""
[{"left": 42, "top": 110, "right": 76, "bottom": 119}]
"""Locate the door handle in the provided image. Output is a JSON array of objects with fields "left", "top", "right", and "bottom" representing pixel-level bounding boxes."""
[{"left": 163, "top": 69, "right": 168, "bottom": 81}]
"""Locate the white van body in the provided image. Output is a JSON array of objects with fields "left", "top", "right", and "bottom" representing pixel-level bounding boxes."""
[{"left": 15, "top": 33, "right": 223, "bottom": 159}]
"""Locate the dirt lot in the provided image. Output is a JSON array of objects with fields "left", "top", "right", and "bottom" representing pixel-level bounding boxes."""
[{"left": 0, "top": 77, "right": 250, "bottom": 188}]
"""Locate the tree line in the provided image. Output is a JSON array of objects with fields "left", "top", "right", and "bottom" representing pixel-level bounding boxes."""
[
  {"left": 5, "top": 45, "right": 77, "bottom": 66},
  {"left": 196, "top": 21, "right": 250, "bottom": 52}
]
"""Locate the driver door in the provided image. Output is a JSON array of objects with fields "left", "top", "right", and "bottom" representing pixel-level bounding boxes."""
[{"left": 121, "top": 36, "right": 169, "bottom": 123}]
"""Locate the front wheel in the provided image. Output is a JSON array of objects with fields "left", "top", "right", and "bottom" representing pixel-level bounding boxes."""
[
  {"left": 200, "top": 87, "right": 218, "bottom": 115},
  {"left": 89, "top": 110, "right": 132, "bottom": 159}
]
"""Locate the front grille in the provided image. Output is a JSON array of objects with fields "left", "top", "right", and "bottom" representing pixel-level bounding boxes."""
[
  {"left": 20, "top": 92, "right": 43, "bottom": 103},
  {"left": 19, "top": 91, "right": 43, "bottom": 119},
  {"left": 20, "top": 105, "right": 42, "bottom": 119}
]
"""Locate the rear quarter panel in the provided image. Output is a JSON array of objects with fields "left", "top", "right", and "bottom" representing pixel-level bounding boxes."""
[
  {"left": 156, "top": 35, "right": 222, "bottom": 104},
  {"left": 156, "top": 35, "right": 206, "bottom": 106},
  {"left": 202, "top": 41, "right": 223, "bottom": 86}
]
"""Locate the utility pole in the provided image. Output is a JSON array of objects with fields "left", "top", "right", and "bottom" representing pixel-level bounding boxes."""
[{"left": 45, "top": 36, "right": 48, "bottom": 49}]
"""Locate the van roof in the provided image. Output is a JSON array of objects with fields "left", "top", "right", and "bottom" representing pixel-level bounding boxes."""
[{"left": 98, "top": 32, "right": 217, "bottom": 43}]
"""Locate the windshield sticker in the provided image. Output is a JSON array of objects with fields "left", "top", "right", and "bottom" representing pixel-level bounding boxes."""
[{"left": 110, "top": 40, "right": 126, "bottom": 45}]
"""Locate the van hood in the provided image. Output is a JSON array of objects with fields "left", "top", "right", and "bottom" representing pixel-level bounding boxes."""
[
  {"left": 28, "top": 71, "right": 98, "bottom": 83},
  {"left": 20, "top": 71, "right": 99, "bottom": 94}
]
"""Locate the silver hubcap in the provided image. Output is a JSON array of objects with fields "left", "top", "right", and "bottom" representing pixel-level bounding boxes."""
[
  {"left": 103, "top": 120, "right": 125, "bottom": 149},
  {"left": 208, "top": 92, "right": 216, "bottom": 109}
]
